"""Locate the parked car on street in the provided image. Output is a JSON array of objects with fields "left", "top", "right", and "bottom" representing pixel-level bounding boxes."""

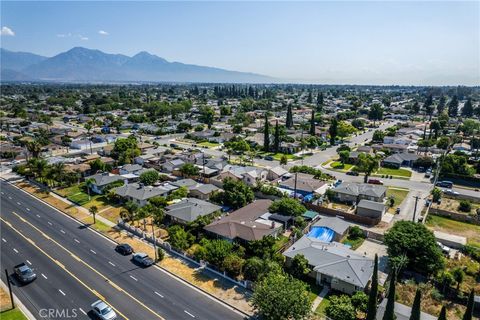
[
  {"left": 115, "top": 243, "right": 133, "bottom": 255},
  {"left": 367, "top": 179, "right": 384, "bottom": 185},
  {"left": 131, "top": 252, "right": 154, "bottom": 267},
  {"left": 91, "top": 300, "right": 117, "bottom": 320},
  {"left": 442, "top": 189, "right": 459, "bottom": 196},
  {"left": 14, "top": 263, "right": 37, "bottom": 284},
  {"left": 346, "top": 171, "right": 359, "bottom": 176},
  {"left": 264, "top": 156, "right": 274, "bottom": 161},
  {"left": 436, "top": 181, "right": 453, "bottom": 188}
]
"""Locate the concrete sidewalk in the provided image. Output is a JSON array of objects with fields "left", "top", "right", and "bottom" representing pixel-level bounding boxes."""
[{"left": 311, "top": 286, "right": 329, "bottom": 311}]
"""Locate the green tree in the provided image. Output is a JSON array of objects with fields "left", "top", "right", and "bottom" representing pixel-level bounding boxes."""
[
  {"left": 452, "top": 267, "right": 465, "bottom": 290},
  {"left": 199, "top": 106, "right": 215, "bottom": 128},
  {"left": 339, "top": 150, "right": 350, "bottom": 165},
  {"left": 356, "top": 153, "right": 379, "bottom": 183},
  {"left": 366, "top": 254, "right": 379, "bottom": 320},
  {"left": 223, "top": 254, "right": 245, "bottom": 278},
  {"left": 252, "top": 272, "right": 311, "bottom": 320},
  {"left": 218, "top": 177, "right": 254, "bottom": 209},
  {"left": 286, "top": 104, "right": 294, "bottom": 129},
  {"left": 120, "top": 201, "right": 138, "bottom": 223},
  {"left": 448, "top": 96, "right": 459, "bottom": 117},
  {"left": 280, "top": 154, "right": 288, "bottom": 166},
  {"left": 437, "top": 306, "right": 447, "bottom": 320},
  {"left": 372, "top": 130, "right": 385, "bottom": 143},
  {"left": 351, "top": 291, "right": 369, "bottom": 314},
  {"left": 244, "top": 257, "right": 265, "bottom": 282},
  {"left": 462, "top": 98, "right": 474, "bottom": 117},
  {"left": 269, "top": 198, "right": 306, "bottom": 216},
  {"left": 432, "top": 187, "right": 442, "bottom": 203},
  {"left": 274, "top": 120, "right": 280, "bottom": 153},
  {"left": 309, "top": 109, "right": 316, "bottom": 135},
  {"left": 329, "top": 118, "right": 339, "bottom": 145},
  {"left": 202, "top": 239, "right": 234, "bottom": 268},
  {"left": 436, "top": 137, "right": 450, "bottom": 150},
  {"left": 263, "top": 114, "right": 270, "bottom": 152},
  {"left": 179, "top": 163, "right": 200, "bottom": 177},
  {"left": 89, "top": 205, "right": 98, "bottom": 224},
  {"left": 383, "top": 270, "right": 396, "bottom": 320},
  {"left": 337, "top": 121, "right": 357, "bottom": 138},
  {"left": 287, "top": 254, "right": 311, "bottom": 279},
  {"left": 409, "top": 288, "right": 421, "bottom": 320},
  {"left": 384, "top": 221, "right": 444, "bottom": 275},
  {"left": 168, "top": 225, "right": 195, "bottom": 251},
  {"left": 167, "top": 186, "right": 188, "bottom": 200},
  {"left": 462, "top": 289, "right": 474, "bottom": 320},
  {"left": 326, "top": 295, "right": 356, "bottom": 320},
  {"left": 368, "top": 103, "right": 384, "bottom": 126},
  {"left": 139, "top": 170, "right": 160, "bottom": 186}
]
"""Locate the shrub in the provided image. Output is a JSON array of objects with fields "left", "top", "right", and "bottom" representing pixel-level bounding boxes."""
[
  {"left": 348, "top": 226, "right": 364, "bottom": 240},
  {"left": 157, "top": 247, "right": 165, "bottom": 261},
  {"left": 458, "top": 200, "right": 472, "bottom": 213}
]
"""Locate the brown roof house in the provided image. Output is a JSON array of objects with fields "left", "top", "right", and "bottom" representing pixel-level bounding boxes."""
[{"left": 204, "top": 199, "right": 282, "bottom": 244}]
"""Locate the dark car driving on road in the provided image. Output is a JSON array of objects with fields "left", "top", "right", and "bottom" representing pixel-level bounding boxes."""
[
  {"left": 14, "top": 263, "right": 37, "bottom": 284},
  {"left": 346, "top": 171, "right": 359, "bottom": 176},
  {"left": 131, "top": 253, "right": 154, "bottom": 267},
  {"left": 115, "top": 243, "right": 133, "bottom": 255}
]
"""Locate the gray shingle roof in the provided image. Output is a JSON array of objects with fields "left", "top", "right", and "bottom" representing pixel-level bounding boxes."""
[
  {"left": 166, "top": 198, "right": 221, "bottom": 223},
  {"left": 114, "top": 183, "right": 169, "bottom": 201},
  {"left": 87, "top": 173, "right": 124, "bottom": 186},
  {"left": 313, "top": 216, "right": 350, "bottom": 235},
  {"left": 357, "top": 199, "right": 386, "bottom": 212},
  {"left": 334, "top": 183, "right": 387, "bottom": 198},
  {"left": 376, "top": 299, "right": 436, "bottom": 320},
  {"left": 284, "top": 236, "right": 373, "bottom": 288},
  {"left": 279, "top": 173, "right": 327, "bottom": 193}
]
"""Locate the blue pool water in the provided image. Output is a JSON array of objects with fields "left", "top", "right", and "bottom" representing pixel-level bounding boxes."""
[{"left": 307, "top": 227, "right": 334, "bottom": 242}]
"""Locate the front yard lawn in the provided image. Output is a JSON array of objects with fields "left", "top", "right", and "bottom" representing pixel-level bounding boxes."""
[
  {"left": 198, "top": 141, "right": 220, "bottom": 148},
  {"left": 260, "top": 152, "right": 300, "bottom": 161},
  {"left": 56, "top": 183, "right": 84, "bottom": 197},
  {"left": 376, "top": 167, "right": 412, "bottom": 178},
  {"left": 330, "top": 161, "right": 353, "bottom": 171},
  {"left": 386, "top": 187, "right": 409, "bottom": 213},
  {"left": 426, "top": 214, "right": 480, "bottom": 247},
  {"left": 314, "top": 292, "right": 332, "bottom": 316},
  {"left": 0, "top": 308, "right": 27, "bottom": 320}
]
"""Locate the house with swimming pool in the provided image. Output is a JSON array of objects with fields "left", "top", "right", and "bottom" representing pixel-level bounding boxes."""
[{"left": 284, "top": 218, "right": 373, "bottom": 295}]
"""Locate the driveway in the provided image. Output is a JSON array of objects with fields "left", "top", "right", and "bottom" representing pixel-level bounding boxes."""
[{"left": 356, "top": 239, "right": 389, "bottom": 284}]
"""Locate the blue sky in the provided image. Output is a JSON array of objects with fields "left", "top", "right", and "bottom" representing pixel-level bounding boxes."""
[{"left": 1, "top": 1, "right": 479, "bottom": 85}]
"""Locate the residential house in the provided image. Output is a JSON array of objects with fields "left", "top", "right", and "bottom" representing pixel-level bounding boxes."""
[
  {"left": 376, "top": 299, "right": 436, "bottom": 320},
  {"left": 372, "top": 143, "right": 408, "bottom": 154},
  {"left": 204, "top": 199, "right": 282, "bottom": 243},
  {"left": 333, "top": 183, "right": 387, "bottom": 204},
  {"left": 86, "top": 172, "right": 124, "bottom": 194},
  {"left": 114, "top": 183, "right": 170, "bottom": 207},
  {"left": 310, "top": 216, "right": 351, "bottom": 241},
  {"left": 382, "top": 153, "right": 419, "bottom": 169},
  {"left": 214, "top": 165, "right": 267, "bottom": 187},
  {"left": 356, "top": 200, "right": 386, "bottom": 219},
  {"left": 279, "top": 173, "right": 329, "bottom": 196},
  {"left": 283, "top": 236, "right": 374, "bottom": 294},
  {"left": 452, "top": 142, "right": 471, "bottom": 153},
  {"left": 165, "top": 198, "right": 222, "bottom": 225},
  {"left": 162, "top": 159, "right": 185, "bottom": 173},
  {"left": 189, "top": 184, "right": 220, "bottom": 200},
  {"left": 267, "top": 166, "right": 290, "bottom": 181}
]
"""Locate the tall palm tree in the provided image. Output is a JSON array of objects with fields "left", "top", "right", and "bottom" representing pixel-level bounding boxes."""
[
  {"left": 85, "top": 178, "right": 96, "bottom": 200},
  {"left": 120, "top": 201, "right": 138, "bottom": 225},
  {"left": 26, "top": 140, "right": 42, "bottom": 159},
  {"left": 50, "top": 162, "right": 65, "bottom": 187}
]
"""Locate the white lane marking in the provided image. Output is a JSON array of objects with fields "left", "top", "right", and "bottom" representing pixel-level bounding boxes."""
[
  {"left": 26, "top": 208, "right": 30, "bottom": 211},
  {"left": 16, "top": 202, "right": 21, "bottom": 206},
  {"left": 36, "top": 214, "right": 41, "bottom": 218},
  {"left": 184, "top": 310, "right": 195, "bottom": 318},
  {"left": 154, "top": 291, "right": 164, "bottom": 298},
  {"left": 60, "top": 230, "right": 66, "bottom": 234},
  {"left": 108, "top": 261, "right": 116, "bottom": 267},
  {"left": 58, "top": 289, "right": 66, "bottom": 296},
  {"left": 1, "top": 238, "right": 6, "bottom": 243},
  {"left": 90, "top": 249, "right": 96, "bottom": 254},
  {"left": 47, "top": 221, "right": 52, "bottom": 226},
  {"left": 74, "top": 239, "right": 80, "bottom": 243},
  {"left": 41, "top": 273, "right": 48, "bottom": 279},
  {"left": 79, "top": 308, "right": 87, "bottom": 315},
  {"left": 26, "top": 260, "right": 32, "bottom": 265},
  {"left": 13, "top": 248, "right": 18, "bottom": 253},
  {"left": 129, "top": 275, "right": 138, "bottom": 281}
]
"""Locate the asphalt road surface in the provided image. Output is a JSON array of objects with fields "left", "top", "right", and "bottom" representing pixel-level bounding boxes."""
[{"left": 0, "top": 180, "right": 245, "bottom": 320}]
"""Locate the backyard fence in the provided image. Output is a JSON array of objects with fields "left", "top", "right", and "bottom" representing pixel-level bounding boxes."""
[
  {"left": 429, "top": 208, "right": 480, "bottom": 225},
  {"left": 304, "top": 203, "right": 381, "bottom": 226}
]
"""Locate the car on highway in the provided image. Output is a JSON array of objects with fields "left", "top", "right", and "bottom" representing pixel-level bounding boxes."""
[
  {"left": 367, "top": 179, "right": 384, "bottom": 185},
  {"left": 436, "top": 180, "right": 453, "bottom": 188},
  {"left": 91, "top": 300, "right": 117, "bottom": 320},
  {"left": 264, "top": 156, "right": 274, "bottom": 161},
  {"left": 115, "top": 243, "right": 133, "bottom": 255},
  {"left": 346, "top": 171, "right": 359, "bottom": 176},
  {"left": 131, "top": 252, "right": 154, "bottom": 267},
  {"left": 14, "top": 263, "right": 37, "bottom": 284},
  {"left": 442, "top": 189, "right": 459, "bottom": 196}
]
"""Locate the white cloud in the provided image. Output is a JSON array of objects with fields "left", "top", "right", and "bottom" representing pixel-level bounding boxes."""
[
  {"left": 79, "top": 35, "right": 89, "bottom": 41},
  {"left": 1, "top": 26, "right": 15, "bottom": 36},
  {"left": 57, "top": 33, "right": 72, "bottom": 38},
  {"left": 98, "top": 30, "right": 109, "bottom": 36}
]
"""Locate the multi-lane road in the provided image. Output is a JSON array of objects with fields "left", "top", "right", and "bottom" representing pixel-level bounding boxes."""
[{"left": 0, "top": 180, "right": 245, "bottom": 320}]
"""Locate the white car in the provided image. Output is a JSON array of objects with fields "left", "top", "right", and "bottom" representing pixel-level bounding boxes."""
[{"left": 91, "top": 300, "right": 117, "bottom": 320}]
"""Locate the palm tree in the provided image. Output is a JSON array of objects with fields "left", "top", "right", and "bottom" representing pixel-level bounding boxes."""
[
  {"left": 28, "top": 158, "right": 48, "bottom": 184},
  {"left": 89, "top": 205, "right": 98, "bottom": 224},
  {"left": 26, "top": 140, "right": 42, "bottom": 159},
  {"left": 50, "top": 162, "right": 65, "bottom": 187},
  {"left": 226, "top": 148, "right": 233, "bottom": 162},
  {"left": 120, "top": 201, "right": 138, "bottom": 225},
  {"left": 85, "top": 178, "right": 95, "bottom": 200}
]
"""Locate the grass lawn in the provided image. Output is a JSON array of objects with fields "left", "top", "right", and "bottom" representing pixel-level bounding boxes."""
[
  {"left": 341, "top": 236, "right": 365, "bottom": 250},
  {"left": 386, "top": 187, "right": 409, "bottom": 213},
  {"left": 314, "top": 293, "right": 332, "bottom": 316},
  {"left": 198, "top": 141, "right": 220, "bottom": 148},
  {"left": 321, "top": 159, "right": 333, "bottom": 166},
  {"left": 260, "top": 152, "right": 300, "bottom": 161},
  {"left": 426, "top": 214, "right": 480, "bottom": 248},
  {"left": 0, "top": 308, "right": 27, "bottom": 320},
  {"left": 330, "top": 161, "right": 353, "bottom": 171},
  {"left": 83, "top": 196, "right": 110, "bottom": 210},
  {"left": 56, "top": 183, "right": 84, "bottom": 197},
  {"left": 67, "top": 192, "right": 92, "bottom": 205},
  {"left": 376, "top": 167, "right": 412, "bottom": 178},
  {"left": 307, "top": 283, "right": 323, "bottom": 304}
]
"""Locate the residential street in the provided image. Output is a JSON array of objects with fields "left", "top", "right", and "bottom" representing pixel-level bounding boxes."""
[{"left": 0, "top": 180, "right": 245, "bottom": 320}]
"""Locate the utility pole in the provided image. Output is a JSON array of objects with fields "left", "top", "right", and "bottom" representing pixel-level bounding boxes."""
[
  {"left": 412, "top": 195, "right": 420, "bottom": 222},
  {"left": 293, "top": 172, "right": 298, "bottom": 199},
  {"left": 151, "top": 222, "right": 158, "bottom": 261},
  {"left": 5, "top": 269, "right": 14, "bottom": 309}
]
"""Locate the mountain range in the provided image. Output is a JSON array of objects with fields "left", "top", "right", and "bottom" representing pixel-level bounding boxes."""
[{"left": 0, "top": 47, "right": 273, "bottom": 83}]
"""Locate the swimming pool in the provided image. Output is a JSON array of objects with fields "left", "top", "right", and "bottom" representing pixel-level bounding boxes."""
[{"left": 307, "top": 226, "right": 335, "bottom": 242}]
